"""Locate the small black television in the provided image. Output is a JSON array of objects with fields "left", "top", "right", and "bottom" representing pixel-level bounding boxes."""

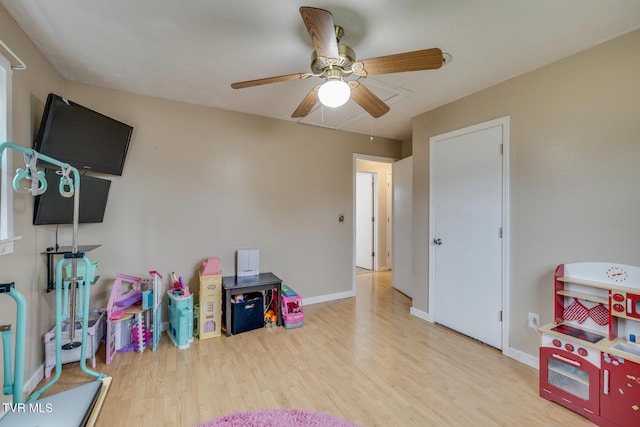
[
  {"left": 33, "top": 169, "right": 111, "bottom": 225},
  {"left": 33, "top": 93, "right": 133, "bottom": 176}
]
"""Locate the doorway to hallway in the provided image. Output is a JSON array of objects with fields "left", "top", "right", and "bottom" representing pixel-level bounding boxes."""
[{"left": 353, "top": 155, "right": 395, "bottom": 293}]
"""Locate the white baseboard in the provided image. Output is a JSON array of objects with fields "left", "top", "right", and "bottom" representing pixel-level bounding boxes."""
[
  {"left": 25, "top": 363, "right": 44, "bottom": 396},
  {"left": 409, "top": 306, "right": 434, "bottom": 322},
  {"left": 503, "top": 347, "right": 539, "bottom": 369},
  {"left": 303, "top": 290, "right": 355, "bottom": 306}
]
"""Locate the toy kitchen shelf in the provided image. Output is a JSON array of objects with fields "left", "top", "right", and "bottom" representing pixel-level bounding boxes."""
[
  {"left": 539, "top": 262, "right": 640, "bottom": 427},
  {"left": 43, "top": 245, "right": 101, "bottom": 292}
]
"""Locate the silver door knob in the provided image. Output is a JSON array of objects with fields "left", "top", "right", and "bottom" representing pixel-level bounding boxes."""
[{"left": 433, "top": 238, "right": 442, "bottom": 245}]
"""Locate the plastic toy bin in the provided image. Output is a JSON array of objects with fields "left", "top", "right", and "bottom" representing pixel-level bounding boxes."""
[
  {"left": 43, "top": 309, "right": 105, "bottom": 378},
  {"left": 167, "top": 291, "right": 193, "bottom": 349},
  {"left": 231, "top": 293, "right": 264, "bottom": 334}
]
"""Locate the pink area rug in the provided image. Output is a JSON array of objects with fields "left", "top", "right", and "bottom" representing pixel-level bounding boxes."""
[{"left": 195, "top": 408, "right": 361, "bottom": 427}]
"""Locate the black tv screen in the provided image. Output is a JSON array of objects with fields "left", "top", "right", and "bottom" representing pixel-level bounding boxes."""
[
  {"left": 33, "top": 169, "right": 111, "bottom": 225},
  {"left": 33, "top": 93, "right": 133, "bottom": 176}
]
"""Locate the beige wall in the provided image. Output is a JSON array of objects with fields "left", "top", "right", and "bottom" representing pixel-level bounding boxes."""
[
  {"left": 57, "top": 83, "right": 399, "bottom": 305},
  {"left": 1, "top": 5, "right": 65, "bottom": 401},
  {"left": 0, "top": 4, "right": 401, "bottom": 396},
  {"left": 356, "top": 159, "right": 394, "bottom": 270},
  {"left": 400, "top": 138, "right": 412, "bottom": 158},
  {"left": 411, "top": 29, "right": 640, "bottom": 358}
]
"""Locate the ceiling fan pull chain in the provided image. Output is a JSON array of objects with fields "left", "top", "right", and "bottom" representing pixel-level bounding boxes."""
[{"left": 370, "top": 119, "right": 374, "bottom": 142}]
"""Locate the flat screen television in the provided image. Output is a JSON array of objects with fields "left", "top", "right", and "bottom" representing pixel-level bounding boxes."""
[
  {"left": 33, "top": 93, "right": 133, "bottom": 176},
  {"left": 33, "top": 169, "right": 111, "bottom": 225}
]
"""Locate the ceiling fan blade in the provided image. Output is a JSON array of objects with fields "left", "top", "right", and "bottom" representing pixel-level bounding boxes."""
[
  {"left": 299, "top": 7, "right": 339, "bottom": 60},
  {"left": 292, "top": 85, "right": 320, "bottom": 118},
  {"left": 353, "top": 48, "right": 444, "bottom": 76},
  {"left": 349, "top": 81, "right": 390, "bottom": 118},
  {"left": 231, "top": 72, "right": 312, "bottom": 89}
]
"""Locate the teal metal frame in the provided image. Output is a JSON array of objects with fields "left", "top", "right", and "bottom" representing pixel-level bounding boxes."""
[
  {"left": 0, "top": 283, "right": 26, "bottom": 403},
  {"left": 0, "top": 141, "right": 106, "bottom": 405}
]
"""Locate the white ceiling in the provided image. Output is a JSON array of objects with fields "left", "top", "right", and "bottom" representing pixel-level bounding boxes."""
[{"left": 2, "top": 1, "right": 639, "bottom": 141}]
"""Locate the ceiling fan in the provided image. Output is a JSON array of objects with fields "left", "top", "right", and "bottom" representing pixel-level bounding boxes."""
[{"left": 231, "top": 6, "right": 446, "bottom": 119}]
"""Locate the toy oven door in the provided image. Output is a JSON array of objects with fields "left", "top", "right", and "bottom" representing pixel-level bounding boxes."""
[
  {"left": 539, "top": 347, "right": 600, "bottom": 418},
  {"left": 626, "top": 292, "right": 640, "bottom": 319}
]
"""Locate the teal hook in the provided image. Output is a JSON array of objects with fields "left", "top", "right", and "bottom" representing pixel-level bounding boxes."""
[
  {"left": 58, "top": 167, "right": 74, "bottom": 198},
  {"left": 58, "top": 177, "right": 74, "bottom": 197},
  {"left": 13, "top": 168, "right": 47, "bottom": 195}
]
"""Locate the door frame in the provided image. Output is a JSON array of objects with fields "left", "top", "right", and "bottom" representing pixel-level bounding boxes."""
[
  {"left": 427, "top": 116, "right": 510, "bottom": 352},
  {"left": 352, "top": 153, "right": 396, "bottom": 293}
]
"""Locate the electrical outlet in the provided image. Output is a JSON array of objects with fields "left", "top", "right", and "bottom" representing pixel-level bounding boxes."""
[{"left": 528, "top": 312, "right": 540, "bottom": 329}]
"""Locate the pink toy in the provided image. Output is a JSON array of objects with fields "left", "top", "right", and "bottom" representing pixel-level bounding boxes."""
[
  {"left": 105, "top": 272, "right": 163, "bottom": 364},
  {"left": 169, "top": 271, "right": 190, "bottom": 297},
  {"left": 201, "top": 257, "right": 221, "bottom": 276},
  {"left": 281, "top": 286, "right": 304, "bottom": 329}
]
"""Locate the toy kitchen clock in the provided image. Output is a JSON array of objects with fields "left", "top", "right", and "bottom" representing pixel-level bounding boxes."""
[
  {"left": 539, "top": 262, "right": 640, "bottom": 427},
  {"left": 606, "top": 265, "right": 629, "bottom": 283}
]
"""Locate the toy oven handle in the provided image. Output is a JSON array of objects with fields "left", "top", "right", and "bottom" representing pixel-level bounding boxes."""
[{"left": 552, "top": 353, "right": 581, "bottom": 367}]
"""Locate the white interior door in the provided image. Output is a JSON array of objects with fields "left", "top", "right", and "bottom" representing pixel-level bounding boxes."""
[
  {"left": 385, "top": 171, "right": 393, "bottom": 270},
  {"left": 356, "top": 172, "right": 374, "bottom": 270},
  {"left": 392, "top": 157, "right": 413, "bottom": 297},
  {"left": 430, "top": 121, "right": 506, "bottom": 349}
]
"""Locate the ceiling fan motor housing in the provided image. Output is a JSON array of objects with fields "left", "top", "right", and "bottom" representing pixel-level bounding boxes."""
[{"left": 310, "top": 44, "right": 355, "bottom": 75}]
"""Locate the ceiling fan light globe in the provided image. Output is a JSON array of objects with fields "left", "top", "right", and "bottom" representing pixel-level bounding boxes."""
[{"left": 318, "top": 80, "right": 350, "bottom": 108}]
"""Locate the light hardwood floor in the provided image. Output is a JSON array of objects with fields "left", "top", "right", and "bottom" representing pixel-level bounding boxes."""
[{"left": 39, "top": 271, "right": 592, "bottom": 426}]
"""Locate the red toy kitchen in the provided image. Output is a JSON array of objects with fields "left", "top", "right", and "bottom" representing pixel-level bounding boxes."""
[{"left": 540, "top": 262, "right": 640, "bottom": 427}]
